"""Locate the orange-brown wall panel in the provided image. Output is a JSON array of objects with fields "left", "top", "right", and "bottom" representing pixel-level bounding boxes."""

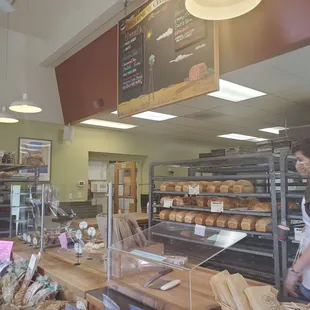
[{"left": 56, "top": 0, "right": 310, "bottom": 124}]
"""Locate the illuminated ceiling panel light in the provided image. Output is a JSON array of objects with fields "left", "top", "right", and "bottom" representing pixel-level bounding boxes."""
[
  {"left": 10, "top": 93, "right": 42, "bottom": 113},
  {"left": 132, "top": 111, "right": 177, "bottom": 121},
  {"left": 111, "top": 111, "right": 117, "bottom": 114},
  {"left": 80, "top": 119, "right": 136, "bottom": 129},
  {"left": 185, "top": 0, "right": 261, "bottom": 21},
  {"left": 208, "top": 79, "right": 266, "bottom": 102},
  {"left": 218, "top": 133, "right": 267, "bottom": 142},
  {"left": 0, "top": 107, "right": 19, "bottom": 123},
  {"left": 259, "top": 126, "right": 286, "bottom": 134}
]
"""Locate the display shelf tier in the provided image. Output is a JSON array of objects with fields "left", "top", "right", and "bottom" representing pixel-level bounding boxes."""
[
  {"left": 154, "top": 205, "right": 273, "bottom": 217},
  {"left": 288, "top": 214, "right": 303, "bottom": 220},
  {"left": 152, "top": 219, "right": 273, "bottom": 238},
  {"left": 286, "top": 193, "right": 304, "bottom": 199},
  {"left": 286, "top": 173, "right": 310, "bottom": 179},
  {"left": 0, "top": 164, "right": 32, "bottom": 173},
  {"left": 0, "top": 177, "right": 35, "bottom": 183},
  {"left": 153, "top": 191, "right": 271, "bottom": 198}
]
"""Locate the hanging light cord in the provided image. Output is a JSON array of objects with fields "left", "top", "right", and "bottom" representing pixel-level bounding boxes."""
[{"left": 4, "top": 13, "right": 9, "bottom": 104}]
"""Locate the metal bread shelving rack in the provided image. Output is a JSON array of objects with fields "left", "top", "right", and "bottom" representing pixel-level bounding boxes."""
[
  {"left": 148, "top": 152, "right": 282, "bottom": 289},
  {"left": 0, "top": 163, "right": 39, "bottom": 237}
]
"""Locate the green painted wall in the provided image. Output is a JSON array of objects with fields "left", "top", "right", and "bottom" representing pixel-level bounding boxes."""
[{"left": 0, "top": 120, "right": 214, "bottom": 201}]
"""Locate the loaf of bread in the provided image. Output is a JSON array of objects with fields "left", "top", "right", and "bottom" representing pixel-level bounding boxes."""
[
  {"left": 239, "top": 198, "right": 248, "bottom": 208},
  {"left": 195, "top": 213, "right": 209, "bottom": 225},
  {"left": 241, "top": 216, "right": 258, "bottom": 231},
  {"left": 255, "top": 217, "right": 272, "bottom": 232},
  {"left": 205, "top": 214, "right": 220, "bottom": 226},
  {"left": 230, "top": 198, "right": 240, "bottom": 208},
  {"left": 277, "top": 201, "right": 299, "bottom": 210},
  {"left": 233, "top": 180, "right": 254, "bottom": 193},
  {"left": 169, "top": 210, "right": 178, "bottom": 221},
  {"left": 185, "top": 211, "right": 198, "bottom": 224},
  {"left": 247, "top": 197, "right": 260, "bottom": 209},
  {"left": 249, "top": 202, "right": 272, "bottom": 212},
  {"left": 183, "top": 182, "right": 196, "bottom": 192},
  {"left": 228, "top": 215, "right": 244, "bottom": 229},
  {"left": 176, "top": 211, "right": 187, "bottom": 223},
  {"left": 160, "top": 182, "right": 176, "bottom": 191},
  {"left": 207, "top": 197, "right": 234, "bottom": 210},
  {"left": 216, "top": 215, "right": 231, "bottom": 228},
  {"left": 175, "top": 182, "right": 185, "bottom": 192},
  {"left": 160, "top": 210, "right": 171, "bottom": 220},
  {"left": 183, "top": 196, "right": 193, "bottom": 206},
  {"left": 160, "top": 196, "right": 173, "bottom": 205},
  {"left": 220, "top": 180, "right": 236, "bottom": 193},
  {"left": 196, "top": 196, "right": 208, "bottom": 208},
  {"left": 207, "top": 183, "right": 221, "bottom": 193},
  {"left": 198, "top": 181, "right": 209, "bottom": 193},
  {"left": 174, "top": 196, "right": 185, "bottom": 206}
]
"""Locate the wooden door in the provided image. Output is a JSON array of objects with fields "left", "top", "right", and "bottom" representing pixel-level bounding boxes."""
[{"left": 114, "top": 162, "right": 137, "bottom": 214}]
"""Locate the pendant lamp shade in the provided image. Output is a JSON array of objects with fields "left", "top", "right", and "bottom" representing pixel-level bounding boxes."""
[
  {"left": 0, "top": 106, "right": 19, "bottom": 123},
  {"left": 185, "top": 0, "right": 261, "bottom": 20},
  {"left": 9, "top": 93, "right": 42, "bottom": 113}
]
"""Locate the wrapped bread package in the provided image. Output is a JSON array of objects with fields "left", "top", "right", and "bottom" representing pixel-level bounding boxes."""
[
  {"left": 207, "top": 197, "right": 235, "bottom": 210},
  {"left": 228, "top": 215, "right": 244, "bottom": 229},
  {"left": 160, "top": 182, "right": 175, "bottom": 192},
  {"left": 255, "top": 217, "right": 272, "bottom": 232},
  {"left": 196, "top": 196, "right": 208, "bottom": 208},
  {"left": 227, "top": 273, "right": 251, "bottom": 310},
  {"left": 169, "top": 210, "right": 178, "bottom": 221},
  {"left": 245, "top": 285, "right": 281, "bottom": 310},
  {"left": 216, "top": 214, "right": 231, "bottom": 228},
  {"left": 210, "top": 270, "right": 237, "bottom": 309},
  {"left": 159, "top": 210, "right": 171, "bottom": 220},
  {"left": 176, "top": 211, "right": 187, "bottom": 223},
  {"left": 220, "top": 180, "right": 236, "bottom": 193},
  {"left": 195, "top": 213, "right": 209, "bottom": 225},
  {"left": 233, "top": 180, "right": 254, "bottom": 193},
  {"left": 205, "top": 214, "right": 220, "bottom": 226},
  {"left": 241, "top": 216, "right": 258, "bottom": 231},
  {"left": 249, "top": 202, "right": 272, "bottom": 212},
  {"left": 185, "top": 211, "right": 198, "bottom": 224}
]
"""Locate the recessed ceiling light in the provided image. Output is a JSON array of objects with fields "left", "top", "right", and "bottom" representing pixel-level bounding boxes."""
[
  {"left": 132, "top": 111, "right": 177, "bottom": 121},
  {"left": 259, "top": 126, "right": 286, "bottom": 134},
  {"left": 208, "top": 79, "right": 266, "bottom": 102},
  {"left": 218, "top": 133, "right": 268, "bottom": 142},
  {"left": 111, "top": 111, "right": 117, "bottom": 114},
  {"left": 81, "top": 119, "right": 136, "bottom": 129}
]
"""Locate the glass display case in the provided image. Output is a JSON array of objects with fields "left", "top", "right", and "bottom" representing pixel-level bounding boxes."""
[{"left": 108, "top": 221, "right": 247, "bottom": 310}]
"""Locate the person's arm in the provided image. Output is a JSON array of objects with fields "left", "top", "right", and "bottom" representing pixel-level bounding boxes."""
[{"left": 294, "top": 244, "right": 310, "bottom": 273}]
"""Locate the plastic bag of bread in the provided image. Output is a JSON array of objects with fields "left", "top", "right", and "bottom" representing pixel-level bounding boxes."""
[
  {"left": 249, "top": 202, "right": 272, "bottom": 212},
  {"left": 216, "top": 215, "right": 231, "bottom": 228},
  {"left": 159, "top": 210, "right": 171, "bottom": 220},
  {"left": 241, "top": 216, "right": 258, "bottom": 231},
  {"left": 160, "top": 196, "right": 172, "bottom": 205},
  {"left": 205, "top": 213, "right": 220, "bottom": 226},
  {"left": 220, "top": 180, "right": 236, "bottom": 193},
  {"left": 245, "top": 285, "right": 281, "bottom": 310},
  {"left": 176, "top": 211, "right": 187, "bottom": 222},
  {"left": 196, "top": 196, "right": 208, "bottom": 208},
  {"left": 160, "top": 182, "right": 176, "bottom": 191},
  {"left": 185, "top": 211, "right": 198, "bottom": 224},
  {"left": 195, "top": 213, "right": 209, "bottom": 225},
  {"left": 233, "top": 180, "right": 254, "bottom": 193},
  {"left": 175, "top": 182, "right": 185, "bottom": 192},
  {"left": 255, "top": 217, "right": 272, "bottom": 232},
  {"left": 210, "top": 270, "right": 237, "bottom": 309},
  {"left": 228, "top": 215, "right": 244, "bottom": 229},
  {"left": 169, "top": 210, "right": 178, "bottom": 221},
  {"left": 207, "top": 197, "right": 234, "bottom": 210},
  {"left": 227, "top": 273, "right": 251, "bottom": 310}
]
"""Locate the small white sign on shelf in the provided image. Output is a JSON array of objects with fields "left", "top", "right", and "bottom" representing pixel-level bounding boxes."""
[
  {"left": 294, "top": 228, "right": 302, "bottom": 242},
  {"left": 163, "top": 198, "right": 173, "bottom": 208},
  {"left": 189, "top": 185, "right": 199, "bottom": 195},
  {"left": 211, "top": 201, "right": 224, "bottom": 213},
  {"left": 194, "top": 224, "right": 206, "bottom": 237}
]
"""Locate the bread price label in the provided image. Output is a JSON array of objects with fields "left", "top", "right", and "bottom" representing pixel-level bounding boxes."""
[
  {"left": 294, "top": 227, "right": 302, "bottom": 242},
  {"left": 188, "top": 185, "right": 199, "bottom": 195},
  {"left": 194, "top": 224, "right": 206, "bottom": 237},
  {"left": 211, "top": 201, "right": 224, "bottom": 213},
  {"left": 163, "top": 198, "right": 173, "bottom": 208}
]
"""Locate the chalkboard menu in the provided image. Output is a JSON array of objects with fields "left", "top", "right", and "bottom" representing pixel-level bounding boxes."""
[{"left": 118, "top": 0, "right": 219, "bottom": 118}]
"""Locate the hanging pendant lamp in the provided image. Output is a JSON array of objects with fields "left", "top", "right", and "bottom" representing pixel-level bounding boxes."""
[
  {"left": 185, "top": 0, "right": 261, "bottom": 21},
  {"left": 10, "top": 93, "right": 42, "bottom": 113},
  {"left": 0, "top": 107, "right": 18, "bottom": 123}
]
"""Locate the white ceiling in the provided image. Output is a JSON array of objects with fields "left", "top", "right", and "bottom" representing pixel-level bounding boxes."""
[{"left": 88, "top": 45, "right": 310, "bottom": 146}]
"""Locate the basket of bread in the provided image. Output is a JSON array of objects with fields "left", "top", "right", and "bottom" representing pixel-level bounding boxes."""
[{"left": 210, "top": 270, "right": 310, "bottom": 310}]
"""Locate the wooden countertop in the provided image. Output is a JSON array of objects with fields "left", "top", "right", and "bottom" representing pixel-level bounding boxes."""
[{"left": 11, "top": 239, "right": 106, "bottom": 299}]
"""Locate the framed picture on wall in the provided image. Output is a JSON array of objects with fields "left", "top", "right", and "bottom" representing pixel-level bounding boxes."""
[{"left": 18, "top": 138, "right": 52, "bottom": 182}]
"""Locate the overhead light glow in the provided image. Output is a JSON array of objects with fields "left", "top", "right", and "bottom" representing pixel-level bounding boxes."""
[
  {"left": 132, "top": 111, "right": 177, "bottom": 121},
  {"left": 208, "top": 79, "right": 266, "bottom": 102},
  {"left": 0, "top": 107, "right": 19, "bottom": 124},
  {"left": 259, "top": 126, "right": 286, "bottom": 134},
  {"left": 218, "top": 133, "right": 267, "bottom": 142},
  {"left": 10, "top": 93, "right": 42, "bottom": 113},
  {"left": 185, "top": 0, "right": 261, "bottom": 21},
  {"left": 111, "top": 111, "right": 117, "bottom": 114},
  {"left": 80, "top": 119, "right": 136, "bottom": 129}
]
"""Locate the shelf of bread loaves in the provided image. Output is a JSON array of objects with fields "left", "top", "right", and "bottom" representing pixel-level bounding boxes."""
[{"left": 156, "top": 209, "right": 274, "bottom": 237}]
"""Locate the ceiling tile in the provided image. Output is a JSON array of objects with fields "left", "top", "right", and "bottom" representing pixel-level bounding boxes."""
[
  {"left": 275, "top": 85, "right": 310, "bottom": 103},
  {"left": 177, "top": 95, "right": 230, "bottom": 110},
  {"left": 221, "top": 62, "right": 308, "bottom": 94},
  {"left": 96, "top": 112, "right": 155, "bottom": 126},
  {"left": 152, "top": 104, "right": 203, "bottom": 116}
]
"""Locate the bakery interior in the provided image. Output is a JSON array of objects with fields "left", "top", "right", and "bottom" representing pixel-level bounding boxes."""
[{"left": 0, "top": 0, "right": 310, "bottom": 309}]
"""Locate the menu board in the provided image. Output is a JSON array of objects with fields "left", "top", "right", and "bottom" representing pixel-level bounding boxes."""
[{"left": 118, "top": 0, "right": 219, "bottom": 118}]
